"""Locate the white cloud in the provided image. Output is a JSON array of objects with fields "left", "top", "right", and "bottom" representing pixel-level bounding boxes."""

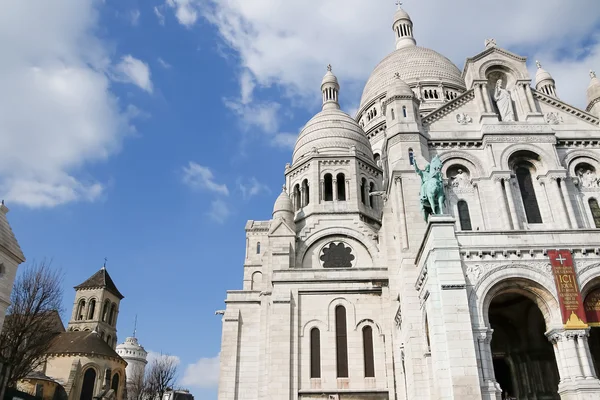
[
  {"left": 237, "top": 177, "right": 270, "bottom": 199},
  {"left": 208, "top": 199, "right": 230, "bottom": 223},
  {"left": 146, "top": 351, "right": 181, "bottom": 367},
  {"left": 271, "top": 133, "right": 297, "bottom": 150},
  {"left": 195, "top": 0, "right": 599, "bottom": 109},
  {"left": 130, "top": 9, "right": 141, "bottom": 26},
  {"left": 182, "top": 162, "right": 229, "bottom": 196},
  {"left": 224, "top": 100, "right": 280, "bottom": 134},
  {"left": 166, "top": 0, "right": 198, "bottom": 28},
  {"left": 154, "top": 6, "right": 166, "bottom": 26},
  {"left": 158, "top": 57, "right": 172, "bottom": 69},
  {"left": 181, "top": 354, "right": 220, "bottom": 389},
  {"left": 114, "top": 55, "right": 154, "bottom": 93},
  {"left": 0, "top": 0, "right": 141, "bottom": 208}
]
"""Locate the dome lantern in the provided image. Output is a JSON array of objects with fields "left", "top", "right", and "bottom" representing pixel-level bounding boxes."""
[
  {"left": 392, "top": 2, "right": 416, "bottom": 50},
  {"left": 535, "top": 60, "right": 558, "bottom": 98},
  {"left": 321, "top": 64, "right": 340, "bottom": 111}
]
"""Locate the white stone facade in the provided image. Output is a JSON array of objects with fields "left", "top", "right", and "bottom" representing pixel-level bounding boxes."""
[
  {"left": 0, "top": 203, "right": 25, "bottom": 332},
  {"left": 217, "top": 6, "right": 600, "bottom": 400}
]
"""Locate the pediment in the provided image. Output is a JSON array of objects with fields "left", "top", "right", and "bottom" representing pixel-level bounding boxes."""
[
  {"left": 533, "top": 90, "right": 600, "bottom": 127},
  {"left": 423, "top": 89, "right": 480, "bottom": 130},
  {"left": 269, "top": 218, "right": 295, "bottom": 237},
  {"left": 463, "top": 45, "right": 530, "bottom": 87}
]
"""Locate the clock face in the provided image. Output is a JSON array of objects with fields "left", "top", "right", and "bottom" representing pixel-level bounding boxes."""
[{"left": 320, "top": 242, "right": 355, "bottom": 268}]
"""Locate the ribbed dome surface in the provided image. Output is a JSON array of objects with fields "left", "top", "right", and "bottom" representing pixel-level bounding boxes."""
[
  {"left": 535, "top": 68, "right": 553, "bottom": 85},
  {"left": 360, "top": 46, "right": 465, "bottom": 108},
  {"left": 292, "top": 109, "right": 373, "bottom": 164}
]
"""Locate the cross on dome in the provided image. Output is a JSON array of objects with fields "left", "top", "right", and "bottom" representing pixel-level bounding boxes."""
[
  {"left": 395, "top": 1, "right": 403, "bottom": 9},
  {"left": 536, "top": 60, "right": 542, "bottom": 69},
  {"left": 327, "top": 64, "right": 332, "bottom": 72},
  {"left": 592, "top": 70, "right": 597, "bottom": 79}
]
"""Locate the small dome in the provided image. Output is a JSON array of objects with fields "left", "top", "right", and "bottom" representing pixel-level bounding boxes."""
[
  {"left": 535, "top": 61, "right": 554, "bottom": 85},
  {"left": 292, "top": 109, "right": 373, "bottom": 164},
  {"left": 393, "top": 7, "right": 411, "bottom": 23},
  {"left": 321, "top": 67, "right": 339, "bottom": 87},
  {"left": 588, "top": 70, "right": 600, "bottom": 105},
  {"left": 360, "top": 46, "right": 466, "bottom": 109},
  {"left": 273, "top": 188, "right": 294, "bottom": 215},
  {"left": 388, "top": 73, "right": 414, "bottom": 98}
]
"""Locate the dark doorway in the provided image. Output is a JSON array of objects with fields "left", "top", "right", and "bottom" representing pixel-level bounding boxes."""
[
  {"left": 489, "top": 292, "right": 559, "bottom": 399},
  {"left": 589, "top": 327, "right": 600, "bottom": 378},
  {"left": 80, "top": 368, "right": 96, "bottom": 400}
]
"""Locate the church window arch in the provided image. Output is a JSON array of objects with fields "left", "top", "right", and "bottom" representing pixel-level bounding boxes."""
[
  {"left": 111, "top": 373, "right": 120, "bottom": 393},
  {"left": 402, "top": 105, "right": 407, "bottom": 118},
  {"left": 423, "top": 90, "right": 429, "bottom": 100},
  {"left": 335, "top": 305, "right": 349, "bottom": 378},
  {"left": 109, "top": 303, "right": 117, "bottom": 326},
  {"left": 256, "top": 242, "right": 261, "bottom": 254},
  {"left": 87, "top": 299, "right": 96, "bottom": 320},
  {"left": 457, "top": 200, "right": 473, "bottom": 231},
  {"left": 589, "top": 198, "right": 600, "bottom": 228},
  {"left": 373, "top": 153, "right": 381, "bottom": 166},
  {"left": 408, "top": 148, "right": 414, "bottom": 166},
  {"left": 516, "top": 165, "right": 542, "bottom": 224},
  {"left": 363, "top": 326, "right": 375, "bottom": 378},
  {"left": 369, "top": 182, "right": 376, "bottom": 208},
  {"left": 324, "top": 174, "right": 333, "bottom": 202},
  {"left": 302, "top": 179, "right": 310, "bottom": 206},
  {"left": 336, "top": 173, "right": 346, "bottom": 201},
  {"left": 294, "top": 184, "right": 301, "bottom": 211},
  {"left": 107, "top": 335, "right": 112, "bottom": 345},
  {"left": 80, "top": 368, "right": 96, "bottom": 400},
  {"left": 310, "top": 328, "right": 321, "bottom": 378},
  {"left": 434, "top": 90, "right": 439, "bottom": 99},
  {"left": 77, "top": 299, "right": 86, "bottom": 321},
  {"left": 102, "top": 300, "right": 109, "bottom": 322},
  {"left": 360, "top": 178, "right": 367, "bottom": 204}
]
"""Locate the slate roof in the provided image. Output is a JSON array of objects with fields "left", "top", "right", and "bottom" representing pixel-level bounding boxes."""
[
  {"left": 0, "top": 204, "right": 25, "bottom": 263},
  {"left": 47, "top": 331, "right": 125, "bottom": 362},
  {"left": 74, "top": 268, "right": 124, "bottom": 299}
]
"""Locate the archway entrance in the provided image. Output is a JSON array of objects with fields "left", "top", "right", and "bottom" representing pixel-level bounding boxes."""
[
  {"left": 80, "top": 368, "right": 96, "bottom": 400},
  {"left": 589, "top": 328, "right": 600, "bottom": 377},
  {"left": 489, "top": 292, "right": 559, "bottom": 399}
]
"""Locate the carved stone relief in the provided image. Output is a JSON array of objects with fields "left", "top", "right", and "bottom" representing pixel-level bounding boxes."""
[
  {"left": 545, "top": 112, "right": 563, "bottom": 125},
  {"left": 456, "top": 113, "right": 473, "bottom": 125}
]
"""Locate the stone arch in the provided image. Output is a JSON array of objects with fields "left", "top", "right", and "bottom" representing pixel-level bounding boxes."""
[
  {"left": 479, "top": 59, "right": 527, "bottom": 82},
  {"left": 301, "top": 319, "right": 328, "bottom": 337},
  {"left": 439, "top": 151, "right": 485, "bottom": 178},
  {"left": 563, "top": 150, "right": 600, "bottom": 172},
  {"left": 327, "top": 298, "right": 356, "bottom": 332},
  {"left": 500, "top": 144, "right": 554, "bottom": 173},
  {"left": 250, "top": 271, "right": 263, "bottom": 291},
  {"left": 469, "top": 266, "right": 561, "bottom": 329},
  {"left": 296, "top": 228, "right": 379, "bottom": 269},
  {"left": 355, "top": 319, "right": 383, "bottom": 336},
  {"left": 579, "top": 263, "right": 600, "bottom": 298}
]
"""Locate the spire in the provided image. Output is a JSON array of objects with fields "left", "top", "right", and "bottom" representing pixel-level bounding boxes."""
[
  {"left": 535, "top": 60, "right": 557, "bottom": 98},
  {"left": 321, "top": 64, "right": 340, "bottom": 111},
  {"left": 392, "top": 2, "right": 416, "bottom": 49},
  {"left": 133, "top": 314, "right": 138, "bottom": 337},
  {"left": 536, "top": 60, "right": 542, "bottom": 69}
]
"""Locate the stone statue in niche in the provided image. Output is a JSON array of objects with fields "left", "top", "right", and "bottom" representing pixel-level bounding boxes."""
[
  {"left": 320, "top": 242, "right": 355, "bottom": 268},
  {"left": 450, "top": 168, "right": 471, "bottom": 189},
  {"left": 493, "top": 79, "right": 515, "bottom": 122},
  {"left": 577, "top": 167, "right": 600, "bottom": 188}
]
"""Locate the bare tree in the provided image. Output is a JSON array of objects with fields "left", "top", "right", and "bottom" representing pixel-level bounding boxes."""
[
  {"left": 145, "top": 354, "right": 178, "bottom": 400},
  {"left": 0, "top": 260, "right": 63, "bottom": 387},
  {"left": 126, "top": 364, "right": 147, "bottom": 400}
]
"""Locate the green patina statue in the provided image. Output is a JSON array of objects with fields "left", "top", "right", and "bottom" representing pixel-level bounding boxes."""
[{"left": 414, "top": 155, "right": 446, "bottom": 222}]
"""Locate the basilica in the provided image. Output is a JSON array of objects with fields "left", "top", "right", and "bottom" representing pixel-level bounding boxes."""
[{"left": 217, "top": 5, "right": 600, "bottom": 400}]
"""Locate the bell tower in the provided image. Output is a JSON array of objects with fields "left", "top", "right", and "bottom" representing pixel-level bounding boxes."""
[{"left": 67, "top": 264, "right": 124, "bottom": 349}]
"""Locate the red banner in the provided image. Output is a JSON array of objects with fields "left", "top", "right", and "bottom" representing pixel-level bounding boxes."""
[
  {"left": 548, "top": 250, "right": 588, "bottom": 329},
  {"left": 585, "top": 288, "right": 600, "bottom": 326}
]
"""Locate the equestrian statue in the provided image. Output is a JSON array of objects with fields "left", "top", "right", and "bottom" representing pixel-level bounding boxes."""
[{"left": 414, "top": 155, "right": 446, "bottom": 222}]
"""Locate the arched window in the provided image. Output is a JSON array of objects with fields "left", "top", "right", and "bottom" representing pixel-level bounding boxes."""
[
  {"left": 111, "top": 373, "right": 120, "bottom": 393},
  {"left": 408, "top": 149, "right": 414, "bottom": 166},
  {"left": 107, "top": 335, "right": 112, "bottom": 345},
  {"left": 336, "top": 173, "right": 346, "bottom": 201},
  {"left": 402, "top": 106, "right": 407, "bottom": 118},
  {"left": 369, "top": 182, "right": 375, "bottom": 208},
  {"left": 87, "top": 299, "right": 96, "bottom": 320},
  {"left": 457, "top": 201, "right": 472, "bottom": 231},
  {"left": 360, "top": 178, "right": 366, "bottom": 204},
  {"left": 310, "top": 328, "right": 321, "bottom": 378},
  {"left": 100, "top": 331, "right": 105, "bottom": 339},
  {"left": 80, "top": 368, "right": 96, "bottom": 400},
  {"left": 516, "top": 166, "right": 542, "bottom": 223},
  {"left": 102, "top": 300, "right": 109, "bottom": 322},
  {"left": 302, "top": 179, "right": 310, "bottom": 206},
  {"left": 294, "top": 184, "right": 301, "bottom": 211},
  {"left": 324, "top": 174, "right": 333, "bottom": 201},
  {"left": 373, "top": 153, "right": 381, "bottom": 166},
  {"left": 590, "top": 198, "right": 600, "bottom": 228},
  {"left": 363, "top": 326, "right": 375, "bottom": 378},
  {"left": 77, "top": 300, "right": 86, "bottom": 321},
  {"left": 256, "top": 242, "right": 261, "bottom": 254},
  {"left": 109, "top": 304, "right": 117, "bottom": 326},
  {"left": 335, "top": 306, "right": 349, "bottom": 378}
]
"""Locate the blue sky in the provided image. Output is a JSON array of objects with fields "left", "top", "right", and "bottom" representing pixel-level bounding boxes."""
[{"left": 2, "top": 1, "right": 600, "bottom": 399}]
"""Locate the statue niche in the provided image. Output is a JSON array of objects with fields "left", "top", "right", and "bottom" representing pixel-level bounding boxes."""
[
  {"left": 576, "top": 163, "right": 600, "bottom": 189},
  {"left": 447, "top": 165, "right": 472, "bottom": 190},
  {"left": 486, "top": 70, "right": 515, "bottom": 122}
]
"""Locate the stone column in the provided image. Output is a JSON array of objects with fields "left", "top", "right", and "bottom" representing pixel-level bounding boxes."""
[
  {"left": 503, "top": 177, "right": 520, "bottom": 230},
  {"left": 576, "top": 331, "right": 597, "bottom": 379},
  {"left": 525, "top": 85, "right": 537, "bottom": 112},
  {"left": 346, "top": 179, "right": 351, "bottom": 202},
  {"left": 269, "top": 292, "right": 293, "bottom": 399},
  {"left": 560, "top": 178, "right": 579, "bottom": 228},
  {"left": 494, "top": 177, "right": 511, "bottom": 230},
  {"left": 473, "top": 182, "right": 487, "bottom": 230},
  {"left": 549, "top": 177, "right": 570, "bottom": 228},
  {"left": 217, "top": 309, "right": 241, "bottom": 400},
  {"left": 474, "top": 83, "right": 486, "bottom": 113},
  {"left": 482, "top": 82, "right": 493, "bottom": 114},
  {"left": 300, "top": 186, "right": 306, "bottom": 208},
  {"left": 394, "top": 177, "right": 409, "bottom": 250},
  {"left": 332, "top": 179, "right": 338, "bottom": 201},
  {"left": 320, "top": 180, "right": 325, "bottom": 203},
  {"left": 475, "top": 328, "right": 501, "bottom": 400}
]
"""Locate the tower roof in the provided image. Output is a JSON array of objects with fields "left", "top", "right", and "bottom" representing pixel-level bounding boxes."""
[
  {"left": 273, "top": 187, "right": 294, "bottom": 215},
  {"left": 48, "top": 331, "right": 124, "bottom": 361},
  {"left": 535, "top": 61, "right": 554, "bottom": 85},
  {"left": 74, "top": 267, "right": 124, "bottom": 299},
  {"left": 0, "top": 203, "right": 25, "bottom": 263}
]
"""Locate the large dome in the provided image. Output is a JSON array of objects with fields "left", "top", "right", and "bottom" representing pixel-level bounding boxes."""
[
  {"left": 360, "top": 46, "right": 466, "bottom": 108},
  {"left": 292, "top": 108, "right": 374, "bottom": 164}
]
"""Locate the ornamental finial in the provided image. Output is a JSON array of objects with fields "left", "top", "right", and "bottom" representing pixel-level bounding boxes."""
[
  {"left": 394, "top": 72, "right": 401, "bottom": 80},
  {"left": 591, "top": 70, "right": 597, "bottom": 79},
  {"left": 395, "top": 1, "right": 403, "bottom": 10},
  {"left": 536, "top": 60, "right": 542, "bottom": 69},
  {"left": 282, "top": 184, "right": 286, "bottom": 192},
  {"left": 327, "top": 64, "right": 332, "bottom": 72}
]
